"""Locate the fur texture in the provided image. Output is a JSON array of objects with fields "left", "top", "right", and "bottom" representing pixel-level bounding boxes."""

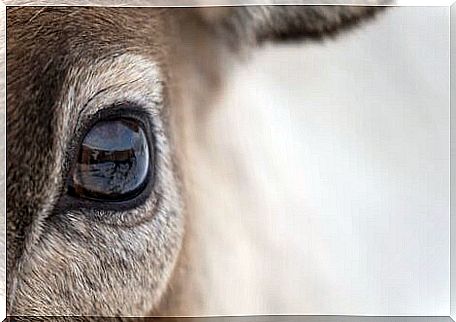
[{"left": 6, "top": 5, "right": 386, "bottom": 316}]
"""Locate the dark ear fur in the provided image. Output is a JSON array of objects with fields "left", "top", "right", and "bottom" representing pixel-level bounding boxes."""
[{"left": 199, "top": 3, "right": 389, "bottom": 48}]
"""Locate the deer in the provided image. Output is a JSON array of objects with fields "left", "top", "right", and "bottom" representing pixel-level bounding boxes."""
[{"left": 6, "top": 3, "right": 388, "bottom": 317}]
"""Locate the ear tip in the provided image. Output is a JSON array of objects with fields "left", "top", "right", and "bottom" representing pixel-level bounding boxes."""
[
  {"left": 259, "top": 5, "right": 387, "bottom": 44},
  {"left": 197, "top": 4, "right": 392, "bottom": 49}
]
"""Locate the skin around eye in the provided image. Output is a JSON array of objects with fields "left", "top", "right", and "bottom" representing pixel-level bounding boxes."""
[{"left": 69, "top": 118, "right": 150, "bottom": 201}]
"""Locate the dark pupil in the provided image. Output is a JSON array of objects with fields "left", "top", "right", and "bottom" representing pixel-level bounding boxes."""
[{"left": 69, "top": 118, "right": 150, "bottom": 201}]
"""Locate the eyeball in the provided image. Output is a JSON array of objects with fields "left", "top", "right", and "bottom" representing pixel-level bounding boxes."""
[{"left": 68, "top": 118, "right": 151, "bottom": 201}]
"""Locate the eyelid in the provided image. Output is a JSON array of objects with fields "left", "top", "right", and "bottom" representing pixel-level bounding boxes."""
[
  {"left": 78, "top": 79, "right": 143, "bottom": 122},
  {"left": 77, "top": 103, "right": 153, "bottom": 139}
]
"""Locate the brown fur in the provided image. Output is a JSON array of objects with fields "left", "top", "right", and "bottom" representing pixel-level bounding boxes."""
[{"left": 6, "top": 4, "right": 387, "bottom": 316}]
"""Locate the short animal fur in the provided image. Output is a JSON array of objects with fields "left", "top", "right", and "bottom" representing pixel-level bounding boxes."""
[{"left": 7, "top": 3, "right": 387, "bottom": 316}]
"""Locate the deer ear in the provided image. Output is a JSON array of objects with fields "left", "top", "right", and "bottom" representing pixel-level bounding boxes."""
[{"left": 198, "top": 3, "right": 388, "bottom": 48}]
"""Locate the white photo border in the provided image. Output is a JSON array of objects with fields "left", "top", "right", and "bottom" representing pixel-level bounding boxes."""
[{"left": 1, "top": 1, "right": 453, "bottom": 321}]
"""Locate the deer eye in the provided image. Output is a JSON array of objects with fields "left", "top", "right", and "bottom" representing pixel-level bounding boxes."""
[{"left": 68, "top": 118, "right": 151, "bottom": 201}]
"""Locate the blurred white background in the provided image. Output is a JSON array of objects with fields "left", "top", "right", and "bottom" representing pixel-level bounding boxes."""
[{"left": 194, "top": 6, "right": 450, "bottom": 316}]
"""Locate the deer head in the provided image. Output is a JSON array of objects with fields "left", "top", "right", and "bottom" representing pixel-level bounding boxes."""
[{"left": 7, "top": 4, "right": 387, "bottom": 316}]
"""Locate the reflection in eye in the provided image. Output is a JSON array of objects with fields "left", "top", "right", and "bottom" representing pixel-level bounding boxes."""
[{"left": 69, "top": 118, "right": 151, "bottom": 201}]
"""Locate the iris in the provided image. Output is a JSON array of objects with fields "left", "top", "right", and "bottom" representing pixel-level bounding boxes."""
[{"left": 69, "top": 118, "right": 150, "bottom": 201}]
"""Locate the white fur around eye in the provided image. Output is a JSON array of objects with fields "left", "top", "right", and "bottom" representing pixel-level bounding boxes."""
[{"left": 51, "top": 54, "right": 181, "bottom": 227}]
